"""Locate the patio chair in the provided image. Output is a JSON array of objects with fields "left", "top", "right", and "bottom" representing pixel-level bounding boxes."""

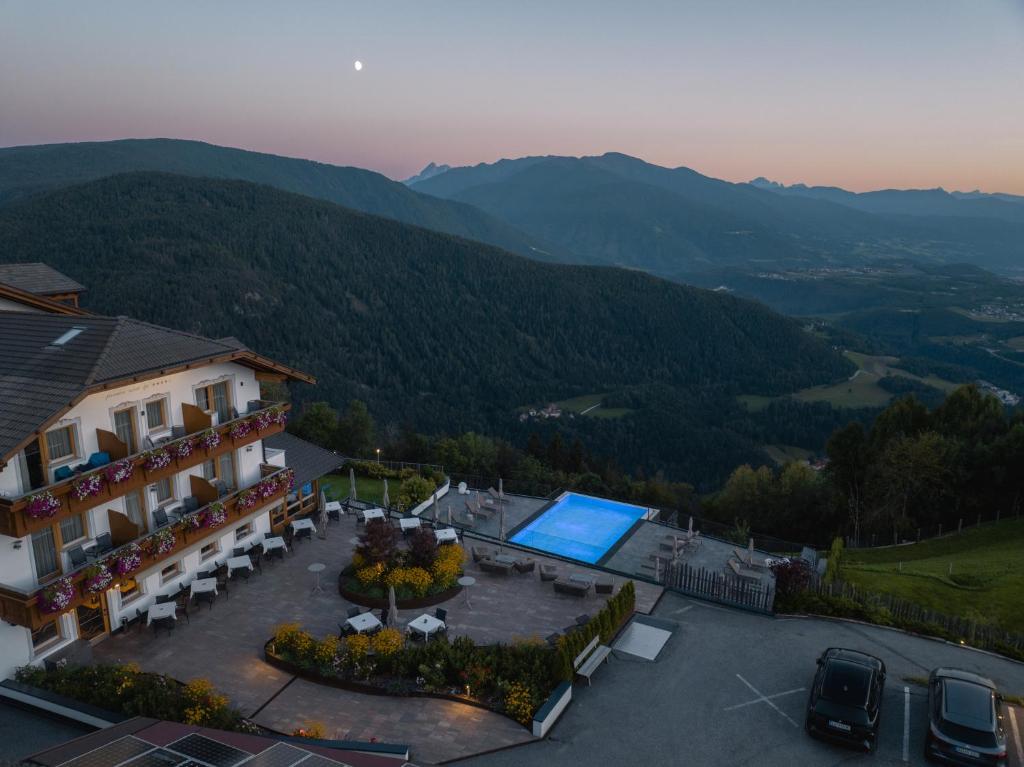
[
  {"left": 295, "top": 525, "right": 313, "bottom": 543},
  {"left": 214, "top": 566, "right": 231, "bottom": 597},
  {"left": 380, "top": 608, "right": 389, "bottom": 627},
  {"left": 553, "top": 578, "right": 590, "bottom": 597},
  {"left": 250, "top": 549, "right": 263, "bottom": 575},
  {"left": 194, "top": 588, "right": 216, "bottom": 610},
  {"left": 479, "top": 558, "right": 513, "bottom": 576},
  {"left": 232, "top": 546, "right": 246, "bottom": 558},
  {"left": 174, "top": 584, "right": 192, "bottom": 623},
  {"left": 153, "top": 508, "right": 171, "bottom": 529},
  {"left": 471, "top": 545, "right": 497, "bottom": 563},
  {"left": 513, "top": 558, "right": 536, "bottom": 575},
  {"left": 93, "top": 532, "right": 113, "bottom": 555},
  {"left": 539, "top": 564, "right": 559, "bottom": 582},
  {"left": 283, "top": 527, "right": 295, "bottom": 550},
  {"left": 338, "top": 622, "right": 356, "bottom": 638},
  {"left": 67, "top": 545, "right": 88, "bottom": 569},
  {"left": 326, "top": 505, "right": 341, "bottom": 524},
  {"left": 152, "top": 616, "right": 175, "bottom": 637},
  {"left": 347, "top": 606, "right": 362, "bottom": 619},
  {"left": 183, "top": 496, "right": 200, "bottom": 513},
  {"left": 487, "top": 487, "right": 503, "bottom": 502},
  {"left": 435, "top": 608, "right": 447, "bottom": 623},
  {"left": 595, "top": 577, "right": 614, "bottom": 595}
]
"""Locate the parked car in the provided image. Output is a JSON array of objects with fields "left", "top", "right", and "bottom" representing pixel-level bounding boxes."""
[
  {"left": 805, "top": 647, "right": 886, "bottom": 752},
  {"left": 925, "top": 668, "right": 1007, "bottom": 766}
]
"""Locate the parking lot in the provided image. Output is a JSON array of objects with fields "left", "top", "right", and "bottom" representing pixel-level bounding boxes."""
[{"left": 457, "top": 591, "right": 1024, "bottom": 766}]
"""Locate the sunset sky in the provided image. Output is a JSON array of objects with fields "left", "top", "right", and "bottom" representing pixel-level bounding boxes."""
[{"left": 2, "top": 1, "right": 1023, "bottom": 192}]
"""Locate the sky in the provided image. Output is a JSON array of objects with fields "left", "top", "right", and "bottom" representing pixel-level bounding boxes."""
[{"left": 2, "top": 1, "right": 1023, "bottom": 193}]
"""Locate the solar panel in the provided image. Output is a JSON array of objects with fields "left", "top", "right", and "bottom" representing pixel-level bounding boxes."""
[
  {"left": 119, "top": 749, "right": 190, "bottom": 767},
  {"left": 235, "top": 743, "right": 311, "bottom": 767},
  {"left": 57, "top": 736, "right": 153, "bottom": 767},
  {"left": 165, "top": 734, "right": 250, "bottom": 767}
]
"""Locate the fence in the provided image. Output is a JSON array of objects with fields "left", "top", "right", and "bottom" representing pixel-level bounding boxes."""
[
  {"left": 807, "top": 579, "right": 1024, "bottom": 657},
  {"left": 341, "top": 456, "right": 445, "bottom": 475},
  {"left": 848, "top": 506, "right": 1024, "bottom": 550},
  {"left": 659, "top": 561, "right": 774, "bottom": 613}
]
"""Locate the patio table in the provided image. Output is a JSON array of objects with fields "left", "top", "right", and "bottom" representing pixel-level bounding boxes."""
[
  {"left": 291, "top": 518, "right": 316, "bottom": 535},
  {"left": 458, "top": 575, "right": 476, "bottom": 608},
  {"left": 189, "top": 578, "right": 217, "bottom": 597},
  {"left": 227, "top": 555, "right": 253, "bottom": 577},
  {"left": 399, "top": 517, "right": 421, "bottom": 532},
  {"left": 362, "top": 508, "right": 386, "bottom": 522},
  {"left": 407, "top": 613, "right": 445, "bottom": 639},
  {"left": 347, "top": 612, "right": 382, "bottom": 634},
  {"left": 262, "top": 536, "right": 288, "bottom": 554},
  {"left": 146, "top": 602, "right": 176, "bottom": 625},
  {"left": 308, "top": 562, "right": 326, "bottom": 594},
  {"left": 324, "top": 500, "right": 343, "bottom": 515},
  {"left": 434, "top": 528, "right": 458, "bottom": 543}
]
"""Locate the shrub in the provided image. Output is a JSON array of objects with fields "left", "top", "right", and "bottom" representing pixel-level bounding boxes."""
[
  {"left": 407, "top": 527, "right": 439, "bottom": 569},
  {"left": 431, "top": 557, "right": 461, "bottom": 590},
  {"left": 824, "top": 537, "right": 844, "bottom": 584},
  {"left": 346, "top": 633, "right": 370, "bottom": 660},
  {"left": 273, "top": 623, "right": 315, "bottom": 662},
  {"left": 357, "top": 518, "right": 398, "bottom": 566},
  {"left": 398, "top": 475, "right": 435, "bottom": 510},
  {"left": 356, "top": 562, "right": 386, "bottom": 586},
  {"left": 769, "top": 558, "right": 811, "bottom": 598},
  {"left": 371, "top": 628, "right": 404, "bottom": 657},
  {"left": 313, "top": 635, "right": 340, "bottom": 669},
  {"left": 504, "top": 681, "right": 535, "bottom": 725}
]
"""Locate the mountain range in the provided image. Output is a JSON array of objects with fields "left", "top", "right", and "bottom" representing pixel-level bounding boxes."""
[{"left": 0, "top": 171, "right": 851, "bottom": 486}]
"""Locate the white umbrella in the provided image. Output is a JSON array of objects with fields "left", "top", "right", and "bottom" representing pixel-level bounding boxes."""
[
  {"left": 387, "top": 585, "right": 399, "bottom": 628},
  {"left": 748, "top": 537, "right": 755, "bottom": 567},
  {"left": 349, "top": 467, "right": 358, "bottom": 501},
  {"left": 447, "top": 504, "right": 453, "bottom": 526},
  {"left": 431, "top": 492, "right": 439, "bottom": 523},
  {"left": 498, "top": 502, "right": 505, "bottom": 552},
  {"left": 498, "top": 477, "right": 504, "bottom": 500},
  {"left": 382, "top": 479, "right": 390, "bottom": 511},
  {"left": 318, "top": 504, "right": 328, "bottom": 539},
  {"left": 688, "top": 515, "right": 694, "bottom": 537}
]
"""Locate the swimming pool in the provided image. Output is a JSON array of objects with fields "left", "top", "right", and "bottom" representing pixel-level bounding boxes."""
[{"left": 509, "top": 492, "right": 649, "bottom": 564}]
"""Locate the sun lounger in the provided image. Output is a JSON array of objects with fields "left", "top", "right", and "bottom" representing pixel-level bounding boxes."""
[
  {"left": 554, "top": 577, "right": 590, "bottom": 596},
  {"left": 487, "top": 487, "right": 504, "bottom": 502},
  {"left": 471, "top": 545, "right": 497, "bottom": 563}
]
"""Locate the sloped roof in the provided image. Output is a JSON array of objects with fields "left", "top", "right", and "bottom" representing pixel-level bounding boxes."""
[
  {"left": 264, "top": 431, "right": 342, "bottom": 489},
  {"left": 0, "top": 313, "right": 314, "bottom": 463},
  {"left": 0, "top": 262, "right": 85, "bottom": 296},
  {"left": 0, "top": 280, "right": 89, "bottom": 315}
]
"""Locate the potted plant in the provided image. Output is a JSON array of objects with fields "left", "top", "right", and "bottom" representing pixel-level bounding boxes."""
[
  {"left": 111, "top": 543, "right": 142, "bottom": 575},
  {"left": 39, "top": 576, "right": 75, "bottom": 614},
  {"left": 70, "top": 472, "right": 105, "bottom": 502},
  {"left": 82, "top": 562, "right": 113, "bottom": 593},
  {"left": 203, "top": 502, "right": 227, "bottom": 528},
  {"left": 198, "top": 429, "right": 221, "bottom": 451},
  {"left": 104, "top": 458, "right": 134, "bottom": 486},
  {"left": 228, "top": 419, "right": 252, "bottom": 441},
  {"left": 145, "top": 527, "right": 176, "bottom": 557},
  {"left": 25, "top": 491, "right": 61, "bottom": 520},
  {"left": 172, "top": 437, "right": 195, "bottom": 460}
]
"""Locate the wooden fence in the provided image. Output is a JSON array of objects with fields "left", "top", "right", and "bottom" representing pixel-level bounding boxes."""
[
  {"left": 661, "top": 562, "right": 774, "bottom": 614},
  {"left": 809, "top": 579, "right": 1024, "bottom": 657}
]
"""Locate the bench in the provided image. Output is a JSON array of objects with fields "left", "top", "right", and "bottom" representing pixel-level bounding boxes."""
[{"left": 573, "top": 634, "right": 612, "bottom": 686}]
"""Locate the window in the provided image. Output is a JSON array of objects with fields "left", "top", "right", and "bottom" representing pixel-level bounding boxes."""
[
  {"left": 160, "top": 561, "right": 181, "bottom": 584},
  {"left": 119, "top": 579, "right": 142, "bottom": 606},
  {"left": 145, "top": 398, "right": 168, "bottom": 431},
  {"left": 31, "top": 620, "right": 61, "bottom": 651},
  {"left": 234, "top": 522, "right": 253, "bottom": 542},
  {"left": 113, "top": 408, "right": 137, "bottom": 454},
  {"left": 200, "top": 542, "right": 219, "bottom": 561},
  {"left": 124, "top": 491, "right": 145, "bottom": 530},
  {"left": 153, "top": 477, "right": 174, "bottom": 505},
  {"left": 45, "top": 425, "right": 76, "bottom": 463},
  {"left": 32, "top": 527, "right": 59, "bottom": 581},
  {"left": 59, "top": 514, "right": 86, "bottom": 546},
  {"left": 201, "top": 453, "right": 235, "bottom": 488},
  {"left": 196, "top": 380, "right": 232, "bottom": 423}
]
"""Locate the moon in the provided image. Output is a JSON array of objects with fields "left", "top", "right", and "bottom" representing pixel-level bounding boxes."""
[{"left": 354, "top": 60, "right": 363, "bottom": 71}]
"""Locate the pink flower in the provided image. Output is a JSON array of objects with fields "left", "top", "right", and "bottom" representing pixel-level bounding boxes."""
[{"left": 26, "top": 491, "right": 61, "bottom": 519}]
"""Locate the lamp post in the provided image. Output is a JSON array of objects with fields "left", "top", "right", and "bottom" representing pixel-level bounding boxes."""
[{"left": 375, "top": 448, "right": 381, "bottom": 464}]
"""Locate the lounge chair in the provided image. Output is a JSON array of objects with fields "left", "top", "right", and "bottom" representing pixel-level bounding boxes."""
[
  {"left": 479, "top": 558, "right": 513, "bottom": 575},
  {"left": 513, "top": 558, "right": 536, "bottom": 575},
  {"left": 554, "top": 578, "right": 590, "bottom": 596},
  {"left": 540, "top": 563, "right": 559, "bottom": 581},
  {"left": 471, "top": 545, "right": 497, "bottom": 563},
  {"left": 487, "top": 487, "right": 503, "bottom": 502}
]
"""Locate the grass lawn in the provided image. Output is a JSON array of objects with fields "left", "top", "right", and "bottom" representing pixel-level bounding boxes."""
[
  {"left": 319, "top": 473, "right": 392, "bottom": 505},
  {"left": 521, "top": 392, "right": 634, "bottom": 419},
  {"left": 844, "top": 517, "right": 1024, "bottom": 634}
]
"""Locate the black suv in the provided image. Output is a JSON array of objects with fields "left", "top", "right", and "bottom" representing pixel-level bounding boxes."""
[
  {"left": 925, "top": 668, "right": 1007, "bottom": 765},
  {"left": 805, "top": 648, "right": 886, "bottom": 752}
]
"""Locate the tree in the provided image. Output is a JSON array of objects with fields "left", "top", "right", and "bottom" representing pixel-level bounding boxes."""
[
  {"left": 291, "top": 402, "right": 338, "bottom": 448},
  {"left": 826, "top": 422, "right": 869, "bottom": 545},
  {"left": 407, "top": 527, "right": 438, "bottom": 569},
  {"left": 337, "top": 400, "right": 375, "bottom": 457},
  {"left": 357, "top": 518, "right": 398, "bottom": 565}
]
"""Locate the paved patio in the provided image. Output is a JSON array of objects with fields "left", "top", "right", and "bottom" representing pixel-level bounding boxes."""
[{"left": 92, "top": 512, "right": 662, "bottom": 764}]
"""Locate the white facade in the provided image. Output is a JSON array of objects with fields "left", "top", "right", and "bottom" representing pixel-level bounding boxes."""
[{"left": 0, "top": 359, "right": 288, "bottom": 679}]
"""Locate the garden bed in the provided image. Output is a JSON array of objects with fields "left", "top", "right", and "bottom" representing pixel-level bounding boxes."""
[{"left": 338, "top": 573, "right": 460, "bottom": 609}]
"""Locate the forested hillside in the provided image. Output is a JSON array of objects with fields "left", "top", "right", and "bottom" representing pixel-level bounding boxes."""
[
  {"left": 0, "top": 172, "right": 851, "bottom": 486},
  {"left": 0, "top": 139, "right": 552, "bottom": 260}
]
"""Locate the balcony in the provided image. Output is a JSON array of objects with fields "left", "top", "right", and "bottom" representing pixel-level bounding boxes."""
[
  {"left": 0, "top": 402, "right": 290, "bottom": 539},
  {"left": 0, "top": 466, "right": 293, "bottom": 630}
]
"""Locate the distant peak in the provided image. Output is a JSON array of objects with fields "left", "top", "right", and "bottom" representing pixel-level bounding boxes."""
[
  {"left": 749, "top": 176, "right": 785, "bottom": 189},
  {"left": 403, "top": 162, "right": 451, "bottom": 186}
]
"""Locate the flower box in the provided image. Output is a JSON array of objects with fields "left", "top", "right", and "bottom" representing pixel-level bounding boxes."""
[
  {"left": 172, "top": 438, "right": 195, "bottom": 460},
  {"left": 40, "top": 577, "right": 75, "bottom": 614},
  {"left": 144, "top": 528, "right": 176, "bottom": 557},
  {"left": 111, "top": 543, "right": 142, "bottom": 576},
  {"left": 82, "top": 562, "right": 113, "bottom": 594},
  {"left": 203, "top": 502, "right": 227, "bottom": 528},
  {"left": 26, "top": 491, "right": 61, "bottom": 520},
  {"left": 228, "top": 419, "right": 253, "bottom": 441},
  {"left": 198, "top": 429, "right": 221, "bottom": 451},
  {"left": 70, "top": 473, "right": 105, "bottom": 502},
  {"left": 104, "top": 459, "right": 134, "bottom": 486},
  {"left": 142, "top": 448, "right": 172, "bottom": 472}
]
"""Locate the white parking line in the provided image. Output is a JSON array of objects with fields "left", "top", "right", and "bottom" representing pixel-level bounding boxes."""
[
  {"left": 1009, "top": 706, "right": 1022, "bottom": 764},
  {"left": 902, "top": 686, "right": 910, "bottom": 763},
  {"left": 723, "top": 687, "right": 805, "bottom": 711},
  {"left": 734, "top": 674, "right": 800, "bottom": 728}
]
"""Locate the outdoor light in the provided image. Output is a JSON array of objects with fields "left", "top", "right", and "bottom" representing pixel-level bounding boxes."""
[{"left": 465, "top": 684, "right": 471, "bottom": 697}]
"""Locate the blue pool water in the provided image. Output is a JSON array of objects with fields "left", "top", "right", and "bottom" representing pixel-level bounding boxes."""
[{"left": 509, "top": 492, "right": 648, "bottom": 564}]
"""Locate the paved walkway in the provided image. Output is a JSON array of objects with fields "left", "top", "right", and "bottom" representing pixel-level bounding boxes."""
[{"left": 92, "top": 513, "right": 661, "bottom": 764}]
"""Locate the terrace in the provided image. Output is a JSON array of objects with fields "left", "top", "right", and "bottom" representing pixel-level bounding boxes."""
[{"left": 91, "top": 510, "right": 661, "bottom": 764}]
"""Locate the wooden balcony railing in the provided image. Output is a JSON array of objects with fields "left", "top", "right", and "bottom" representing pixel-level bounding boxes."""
[
  {"left": 0, "top": 466, "right": 294, "bottom": 630},
  {"left": 0, "top": 403, "right": 290, "bottom": 539}
]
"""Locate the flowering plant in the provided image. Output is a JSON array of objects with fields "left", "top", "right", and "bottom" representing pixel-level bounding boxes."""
[
  {"left": 237, "top": 488, "right": 258, "bottom": 511},
  {"left": 228, "top": 419, "right": 253, "bottom": 440},
  {"left": 104, "top": 458, "right": 134, "bottom": 485},
  {"left": 183, "top": 512, "right": 203, "bottom": 531},
  {"left": 203, "top": 502, "right": 227, "bottom": 528},
  {"left": 70, "top": 472, "right": 105, "bottom": 501},
  {"left": 26, "top": 491, "right": 61, "bottom": 519},
  {"left": 111, "top": 543, "right": 142, "bottom": 575},
  {"left": 142, "top": 448, "right": 172, "bottom": 472},
  {"left": 83, "top": 562, "right": 113, "bottom": 593},
  {"left": 40, "top": 577, "right": 75, "bottom": 614},
  {"left": 145, "top": 527, "right": 176, "bottom": 557},
  {"left": 198, "top": 429, "right": 221, "bottom": 450},
  {"left": 172, "top": 438, "right": 195, "bottom": 459},
  {"left": 270, "top": 406, "right": 288, "bottom": 426}
]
